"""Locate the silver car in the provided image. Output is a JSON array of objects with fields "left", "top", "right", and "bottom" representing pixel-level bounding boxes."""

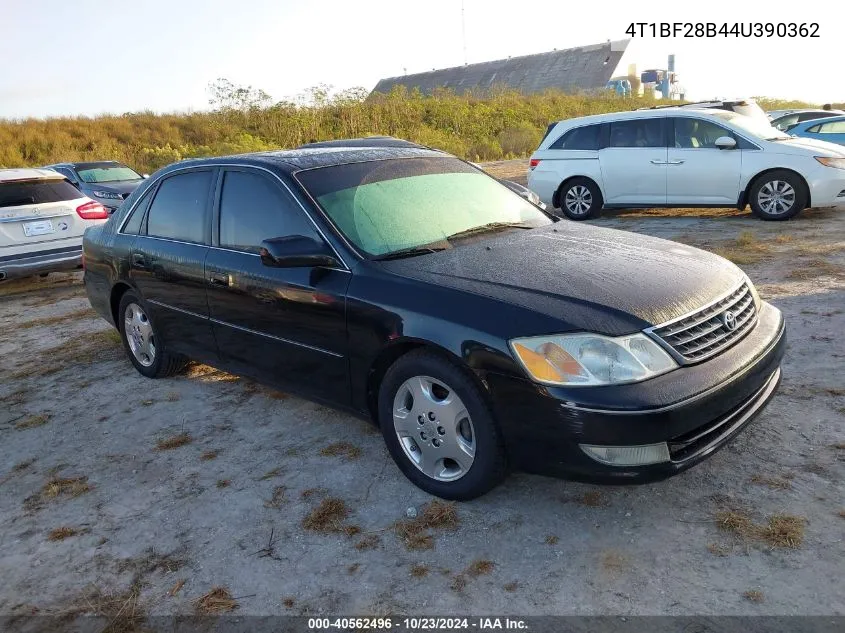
[{"left": 43, "top": 161, "right": 148, "bottom": 214}]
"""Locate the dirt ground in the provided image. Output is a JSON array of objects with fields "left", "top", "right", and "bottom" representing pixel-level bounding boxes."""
[{"left": 1, "top": 159, "right": 844, "bottom": 622}]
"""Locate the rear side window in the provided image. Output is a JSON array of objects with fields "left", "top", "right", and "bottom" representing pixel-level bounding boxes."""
[
  {"left": 146, "top": 171, "right": 212, "bottom": 244},
  {"left": 219, "top": 170, "right": 317, "bottom": 253},
  {"left": 609, "top": 119, "right": 664, "bottom": 148},
  {"left": 550, "top": 124, "right": 602, "bottom": 150},
  {"left": 817, "top": 120, "right": 845, "bottom": 134},
  {"left": 121, "top": 187, "right": 155, "bottom": 235},
  {"left": 0, "top": 179, "right": 81, "bottom": 208}
]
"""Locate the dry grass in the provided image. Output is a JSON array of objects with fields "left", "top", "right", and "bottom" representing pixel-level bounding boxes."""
[
  {"left": 450, "top": 574, "right": 468, "bottom": 593},
  {"left": 200, "top": 449, "right": 220, "bottom": 461},
  {"left": 282, "top": 597, "right": 295, "bottom": 609},
  {"left": 48, "top": 526, "right": 80, "bottom": 541},
  {"left": 319, "top": 441, "right": 362, "bottom": 460},
  {"left": 578, "top": 491, "right": 605, "bottom": 507},
  {"left": 503, "top": 581, "right": 519, "bottom": 592},
  {"left": 0, "top": 388, "right": 30, "bottom": 406},
  {"left": 355, "top": 534, "right": 380, "bottom": 551},
  {"left": 301, "top": 487, "right": 327, "bottom": 500},
  {"left": 787, "top": 259, "right": 845, "bottom": 281},
  {"left": 716, "top": 509, "right": 805, "bottom": 548},
  {"left": 194, "top": 587, "right": 238, "bottom": 614},
  {"left": 117, "top": 549, "right": 185, "bottom": 576},
  {"left": 347, "top": 563, "right": 360, "bottom": 574},
  {"left": 64, "top": 582, "right": 145, "bottom": 633},
  {"left": 302, "top": 497, "right": 351, "bottom": 533},
  {"left": 155, "top": 433, "right": 192, "bottom": 451},
  {"left": 15, "top": 414, "right": 50, "bottom": 430},
  {"left": 10, "top": 329, "right": 122, "bottom": 380},
  {"left": 750, "top": 474, "right": 792, "bottom": 490},
  {"left": 13, "top": 458, "right": 36, "bottom": 472},
  {"left": 709, "top": 231, "right": 772, "bottom": 265},
  {"left": 394, "top": 500, "right": 459, "bottom": 550},
  {"left": 165, "top": 392, "right": 181, "bottom": 402},
  {"left": 410, "top": 564, "right": 429, "bottom": 578},
  {"left": 545, "top": 535, "right": 559, "bottom": 545},
  {"left": 466, "top": 560, "right": 494, "bottom": 577},
  {"left": 707, "top": 543, "right": 732, "bottom": 557},
  {"left": 18, "top": 307, "right": 96, "bottom": 330},
  {"left": 600, "top": 550, "right": 629, "bottom": 573},
  {"left": 259, "top": 467, "right": 283, "bottom": 480},
  {"left": 30, "top": 476, "right": 91, "bottom": 508},
  {"left": 743, "top": 590, "right": 765, "bottom": 603},
  {"left": 168, "top": 580, "right": 186, "bottom": 597},
  {"left": 264, "top": 486, "right": 287, "bottom": 509}
]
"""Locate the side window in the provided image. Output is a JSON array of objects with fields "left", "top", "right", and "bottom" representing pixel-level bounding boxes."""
[
  {"left": 121, "top": 187, "right": 155, "bottom": 235},
  {"left": 146, "top": 171, "right": 211, "bottom": 244},
  {"left": 774, "top": 115, "right": 798, "bottom": 131},
  {"left": 609, "top": 119, "right": 664, "bottom": 148},
  {"left": 550, "top": 124, "right": 601, "bottom": 150},
  {"left": 673, "top": 118, "right": 732, "bottom": 149},
  {"left": 218, "top": 170, "right": 318, "bottom": 253},
  {"left": 817, "top": 120, "right": 845, "bottom": 134}
]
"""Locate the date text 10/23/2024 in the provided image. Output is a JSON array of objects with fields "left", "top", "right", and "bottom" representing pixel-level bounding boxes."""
[{"left": 625, "top": 22, "right": 820, "bottom": 38}]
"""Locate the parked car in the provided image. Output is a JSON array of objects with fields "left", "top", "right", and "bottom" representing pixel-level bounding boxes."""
[
  {"left": 0, "top": 168, "right": 108, "bottom": 281},
  {"left": 641, "top": 99, "right": 770, "bottom": 124},
  {"left": 528, "top": 108, "right": 845, "bottom": 221},
  {"left": 43, "top": 161, "right": 147, "bottom": 214},
  {"left": 787, "top": 115, "right": 845, "bottom": 146},
  {"left": 770, "top": 109, "right": 845, "bottom": 132},
  {"left": 83, "top": 145, "right": 785, "bottom": 500}
]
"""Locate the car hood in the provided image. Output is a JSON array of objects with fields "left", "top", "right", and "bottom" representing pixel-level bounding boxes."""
[
  {"left": 82, "top": 180, "right": 143, "bottom": 196},
  {"left": 771, "top": 137, "right": 845, "bottom": 157},
  {"left": 377, "top": 223, "right": 745, "bottom": 336}
]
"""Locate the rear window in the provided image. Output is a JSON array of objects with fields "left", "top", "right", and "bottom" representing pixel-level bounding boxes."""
[{"left": 0, "top": 179, "right": 82, "bottom": 208}]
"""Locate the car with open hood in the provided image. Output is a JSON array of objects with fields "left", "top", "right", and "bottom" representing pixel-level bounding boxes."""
[{"left": 82, "top": 144, "right": 785, "bottom": 499}]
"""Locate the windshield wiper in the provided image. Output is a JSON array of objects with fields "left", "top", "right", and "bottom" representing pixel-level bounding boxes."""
[
  {"left": 445, "top": 222, "right": 533, "bottom": 242},
  {"left": 372, "top": 244, "right": 449, "bottom": 261}
]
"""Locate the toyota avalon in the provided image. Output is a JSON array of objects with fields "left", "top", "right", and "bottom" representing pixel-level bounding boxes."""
[{"left": 82, "top": 145, "right": 785, "bottom": 500}]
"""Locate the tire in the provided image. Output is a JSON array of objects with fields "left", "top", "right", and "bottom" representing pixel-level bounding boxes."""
[
  {"left": 378, "top": 350, "right": 507, "bottom": 501},
  {"left": 118, "top": 290, "right": 187, "bottom": 378},
  {"left": 559, "top": 177, "right": 603, "bottom": 220},
  {"left": 748, "top": 170, "right": 807, "bottom": 221}
]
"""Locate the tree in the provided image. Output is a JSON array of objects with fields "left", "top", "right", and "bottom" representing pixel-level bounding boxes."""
[{"left": 207, "top": 78, "right": 272, "bottom": 111}]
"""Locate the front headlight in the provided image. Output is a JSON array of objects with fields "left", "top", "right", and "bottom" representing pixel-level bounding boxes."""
[
  {"left": 815, "top": 157, "right": 845, "bottom": 170},
  {"left": 510, "top": 332, "right": 677, "bottom": 386},
  {"left": 92, "top": 190, "right": 122, "bottom": 200}
]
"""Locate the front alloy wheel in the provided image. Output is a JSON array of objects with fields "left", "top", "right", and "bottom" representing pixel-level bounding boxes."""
[
  {"left": 749, "top": 170, "right": 806, "bottom": 220},
  {"left": 393, "top": 376, "right": 476, "bottom": 482}
]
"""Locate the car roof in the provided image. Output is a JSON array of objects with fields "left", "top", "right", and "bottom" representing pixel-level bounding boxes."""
[
  {"left": 0, "top": 168, "right": 66, "bottom": 183},
  {"left": 794, "top": 114, "right": 845, "bottom": 126},
  {"left": 774, "top": 109, "right": 844, "bottom": 117},
  {"left": 550, "top": 107, "right": 726, "bottom": 128},
  {"left": 297, "top": 136, "right": 429, "bottom": 150},
  {"left": 156, "top": 145, "right": 448, "bottom": 175},
  {"left": 45, "top": 160, "right": 124, "bottom": 169}
]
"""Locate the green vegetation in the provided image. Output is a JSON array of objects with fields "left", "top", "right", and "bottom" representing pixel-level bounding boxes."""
[{"left": 0, "top": 80, "right": 836, "bottom": 172}]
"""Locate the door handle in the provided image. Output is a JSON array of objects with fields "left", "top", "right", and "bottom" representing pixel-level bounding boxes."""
[
  {"left": 650, "top": 160, "right": 668, "bottom": 165},
  {"left": 667, "top": 160, "right": 685, "bottom": 165},
  {"left": 208, "top": 271, "right": 229, "bottom": 287},
  {"left": 130, "top": 253, "right": 149, "bottom": 270}
]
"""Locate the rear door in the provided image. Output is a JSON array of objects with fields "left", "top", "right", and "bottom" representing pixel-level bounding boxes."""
[
  {"left": 204, "top": 167, "right": 351, "bottom": 403},
  {"left": 599, "top": 117, "right": 668, "bottom": 204},
  {"left": 128, "top": 168, "right": 218, "bottom": 362},
  {"left": 0, "top": 177, "right": 94, "bottom": 257},
  {"left": 666, "top": 117, "right": 743, "bottom": 205}
]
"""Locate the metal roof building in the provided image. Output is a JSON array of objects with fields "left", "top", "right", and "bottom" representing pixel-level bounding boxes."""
[{"left": 371, "top": 40, "right": 630, "bottom": 96}]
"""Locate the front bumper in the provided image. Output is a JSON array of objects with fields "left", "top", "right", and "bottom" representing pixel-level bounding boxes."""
[
  {"left": 808, "top": 170, "right": 845, "bottom": 207},
  {"left": 0, "top": 246, "right": 83, "bottom": 281},
  {"left": 486, "top": 301, "right": 785, "bottom": 483}
]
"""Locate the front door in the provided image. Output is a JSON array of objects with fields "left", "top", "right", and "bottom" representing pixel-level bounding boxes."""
[
  {"left": 666, "top": 117, "right": 743, "bottom": 205},
  {"left": 599, "top": 117, "right": 668, "bottom": 205},
  {"left": 204, "top": 167, "right": 351, "bottom": 403},
  {"left": 128, "top": 168, "right": 217, "bottom": 362}
]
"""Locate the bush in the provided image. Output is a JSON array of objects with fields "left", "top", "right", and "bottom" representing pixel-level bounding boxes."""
[{"left": 498, "top": 123, "right": 541, "bottom": 156}]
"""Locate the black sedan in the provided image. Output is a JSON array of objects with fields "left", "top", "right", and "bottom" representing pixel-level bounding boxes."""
[{"left": 82, "top": 144, "right": 785, "bottom": 500}]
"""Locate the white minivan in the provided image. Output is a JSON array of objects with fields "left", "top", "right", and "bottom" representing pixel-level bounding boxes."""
[
  {"left": 0, "top": 169, "right": 108, "bottom": 281},
  {"left": 528, "top": 108, "right": 845, "bottom": 221}
]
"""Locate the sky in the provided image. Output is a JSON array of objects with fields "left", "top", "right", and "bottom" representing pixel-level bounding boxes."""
[{"left": 0, "top": 0, "right": 838, "bottom": 119}]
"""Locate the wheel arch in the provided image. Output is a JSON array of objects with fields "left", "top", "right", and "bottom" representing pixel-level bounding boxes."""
[
  {"left": 739, "top": 167, "right": 811, "bottom": 210},
  {"left": 553, "top": 175, "right": 604, "bottom": 210},
  {"left": 109, "top": 281, "right": 134, "bottom": 328},
  {"left": 364, "top": 337, "right": 492, "bottom": 424}
]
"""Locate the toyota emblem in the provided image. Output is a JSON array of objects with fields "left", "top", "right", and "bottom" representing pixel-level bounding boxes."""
[{"left": 722, "top": 310, "right": 737, "bottom": 331}]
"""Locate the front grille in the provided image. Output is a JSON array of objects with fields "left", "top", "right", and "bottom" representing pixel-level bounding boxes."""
[{"left": 650, "top": 282, "right": 757, "bottom": 363}]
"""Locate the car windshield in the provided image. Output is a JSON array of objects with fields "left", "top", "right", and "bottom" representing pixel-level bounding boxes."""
[
  {"left": 76, "top": 164, "right": 142, "bottom": 183},
  {"left": 706, "top": 110, "right": 791, "bottom": 140},
  {"left": 296, "top": 157, "right": 552, "bottom": 257}
]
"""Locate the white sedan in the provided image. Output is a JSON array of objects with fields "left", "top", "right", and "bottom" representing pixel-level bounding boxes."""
[{"left": 528, "top": 108, "right": 845, "bottom": 220}]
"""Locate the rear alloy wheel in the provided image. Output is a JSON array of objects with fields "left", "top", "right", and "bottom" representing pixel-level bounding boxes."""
[
  {"left": 560, "top": 178, "right": 602, "bottom": 220},
  {"left": 749, "top": 170, "right": 806, "bottom": 220},
  {"left": 118, "top": 291, "right": 186, "bottom": 378},
  {"left": 378, "top": 350, "right": 506, "bottom": 500}
]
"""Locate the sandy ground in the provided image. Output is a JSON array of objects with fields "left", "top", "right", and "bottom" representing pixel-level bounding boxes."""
[{"left": 1, "top": 160, "right": 844, "bottom": 622}]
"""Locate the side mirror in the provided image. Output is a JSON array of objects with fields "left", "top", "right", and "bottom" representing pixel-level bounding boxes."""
[
  {"left": 259, "top": 235, "right": 340, "bottom": 268},
  {"left": 715, "top": 136, "right": 737, "bottom": 150}
]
